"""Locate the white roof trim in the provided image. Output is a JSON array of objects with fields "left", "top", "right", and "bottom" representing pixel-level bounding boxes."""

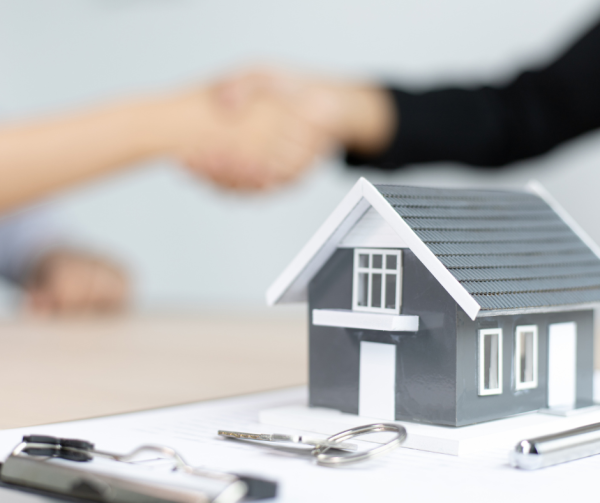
[
  {"left": 527, "top": 180, "right": 600, "bottom": 261},
  {"left": 266, "top": 179, "right": 369, "bottom": 305},
  {"left": 477, "top": 302, "right": 600, "bottom": 318},
  {"left": 266, "top": 178, "right": 482, "bottom": 319}
]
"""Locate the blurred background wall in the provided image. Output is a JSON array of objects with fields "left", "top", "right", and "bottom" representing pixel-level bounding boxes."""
[{"left": 0, "top": 0, "right": 599, "bottom": 313}]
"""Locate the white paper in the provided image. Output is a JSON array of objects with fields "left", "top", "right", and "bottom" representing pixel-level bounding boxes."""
[{"left": 1, "top": 385, "right": 600, "bottom": 503}]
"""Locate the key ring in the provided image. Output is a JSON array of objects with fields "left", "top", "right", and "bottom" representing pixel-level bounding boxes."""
[
  {"left": 311, "top": 423, "right": 406, "bottom": 466},
  {"left": 218, "top": 423, "right": 406, "bottom": 466}
]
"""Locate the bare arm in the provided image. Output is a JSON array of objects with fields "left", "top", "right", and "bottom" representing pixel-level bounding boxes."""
[{"left": 0, "top": 88, "right": 217, "bottom": 213}]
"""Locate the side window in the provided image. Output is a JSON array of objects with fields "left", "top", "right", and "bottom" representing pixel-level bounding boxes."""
[
  {"left": 352, "top": 249, "right": 401, "bottom": 314},
  {"left": 515, "top": 325, "right": 538, "bottom": 390},
  {"left": 479, "top": 328, "right": 503, "bottom": 396}
]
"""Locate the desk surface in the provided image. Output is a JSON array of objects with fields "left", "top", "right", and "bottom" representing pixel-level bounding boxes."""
[{"left": 0, "top": 313, "right": 307, "bottom": 429}]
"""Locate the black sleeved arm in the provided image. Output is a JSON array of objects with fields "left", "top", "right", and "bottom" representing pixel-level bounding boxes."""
[{"left": 346, "top": 19, "right": 600, "bottom": 168}]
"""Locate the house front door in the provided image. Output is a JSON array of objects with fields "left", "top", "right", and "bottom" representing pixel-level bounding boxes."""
[
  {"left": 358, "top": 341, "right": 396, "bottom": 420},
  {"left": 547, "top": 322, "right": 577, "bottom": 410}
]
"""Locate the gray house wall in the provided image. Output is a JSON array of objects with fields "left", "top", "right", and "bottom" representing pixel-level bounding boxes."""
[
  {"left": 308, "top": 248, "right": 460, "bottom": 426},
  {"left": 308, "top": 247, "right": 595, "bottom": 427},
  {"left": 308, "top": 248, "right": 360, "bottom": 415},
  {"left": 455, "top": 309, "right": 594, "bottom": 426}
]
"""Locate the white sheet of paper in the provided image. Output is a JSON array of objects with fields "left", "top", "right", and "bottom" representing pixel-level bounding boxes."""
[{"left": 1, "top": 385, "right": 600, "bottom": 503}]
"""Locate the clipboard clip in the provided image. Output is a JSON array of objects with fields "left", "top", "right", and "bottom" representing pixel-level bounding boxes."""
[{"left": 1, "top": 434, "right": 277, "bottom": 502}]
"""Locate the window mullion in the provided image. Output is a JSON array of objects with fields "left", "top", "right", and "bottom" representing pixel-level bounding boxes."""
[
  {"left": 367, "top": 267, "right": 373, "bottom": 309},
  {"left": 396, "top": 258, "right": 401, "bottom": 312},
  {"left": 380, "top": 265, "right": 386, "bottom": 312}
]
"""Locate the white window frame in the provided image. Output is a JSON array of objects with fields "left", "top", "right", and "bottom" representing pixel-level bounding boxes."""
[
  {"left": 478, "top": 328, "right": 503, "bottom": 396},
  {"left": 514, "top": 325, "right": 538, "bottom": 390},
  {"left": 352, "top": 248, "right": 402, "bottom": 315}
]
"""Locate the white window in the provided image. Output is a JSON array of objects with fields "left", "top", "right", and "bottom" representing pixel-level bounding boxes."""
[
  {"left": 352, "top": 249, "right": 402, "bottom": 314},
  {"left": 515, "top": 325, "right": 538, "bottom": 390},
  {"left": 478, "top": 328, "right": 503, "bottom": 396}
]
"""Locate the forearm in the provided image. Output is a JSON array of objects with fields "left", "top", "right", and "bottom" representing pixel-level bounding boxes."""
[
  {"left": 345, "top": 86, "right": 516, "bottom": 169},
  {"left": 0, "top": 89, "right": 210, "bottom": 213},
  {"left": 332, "top": 84, "right": 396, "bottom": 157},
  {"left": 345, "top": 18, "right": 600, "bottom": 169}
]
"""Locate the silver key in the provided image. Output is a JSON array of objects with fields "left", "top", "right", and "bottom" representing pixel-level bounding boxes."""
[{"left": 218, "top": 430, "right": 358, "bottom": 451}]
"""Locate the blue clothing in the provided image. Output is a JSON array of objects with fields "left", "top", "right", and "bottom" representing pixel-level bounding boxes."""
[{"left": 0, "top": 206, "right": 66, "bottom": 284}]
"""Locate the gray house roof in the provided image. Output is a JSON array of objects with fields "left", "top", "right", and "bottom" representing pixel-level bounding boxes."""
[
  {"left": 267, "top": 178, "right": 600, "bottom": 319},
  {"left": 375, "top": 184, "right": 600, "bottom": 312}
]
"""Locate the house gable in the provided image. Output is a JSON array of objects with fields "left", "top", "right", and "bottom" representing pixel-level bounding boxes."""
[
  {"left": 267, "top": 178, "right": 600, "bottom": 321},
  {"left": 339, "top": 207, "right": 407, "bottom": 249},
  {"left": 266, "top": 178, "right": 479, "bottom": 319}
]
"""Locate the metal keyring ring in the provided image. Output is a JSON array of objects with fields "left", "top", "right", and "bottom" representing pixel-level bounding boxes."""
[{"left": 312, "top": 423, "right": 406, "bottom": 466}]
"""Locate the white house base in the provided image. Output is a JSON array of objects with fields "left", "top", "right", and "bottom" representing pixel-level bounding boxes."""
[
  {"left": 538, "top": 404, "right": 600, "bottom": 417},
  {"left": 259, "top": 404, "right": 600, "bottom": 456}
]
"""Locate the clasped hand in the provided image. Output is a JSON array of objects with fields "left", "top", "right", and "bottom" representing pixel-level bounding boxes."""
[{"left": 176, "top": 68, "right": 394, "bottom": 191}]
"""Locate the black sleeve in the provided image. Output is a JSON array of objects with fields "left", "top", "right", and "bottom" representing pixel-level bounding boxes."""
[{"left": 347, "top": 18, "right": 600, "bottom": 168}]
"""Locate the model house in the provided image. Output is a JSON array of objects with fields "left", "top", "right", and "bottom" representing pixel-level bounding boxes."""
[{"left": 267, "top": 179, "right": 598, "bottom": 426}]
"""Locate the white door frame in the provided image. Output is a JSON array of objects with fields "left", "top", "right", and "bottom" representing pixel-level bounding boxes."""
[{"left": 547, "top": 322, "right": 577, "bottom": 410}]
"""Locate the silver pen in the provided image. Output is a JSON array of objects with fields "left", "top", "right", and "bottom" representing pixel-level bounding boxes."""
[{"left": 510, "top": 421, "right": 600, "bottom": 469}]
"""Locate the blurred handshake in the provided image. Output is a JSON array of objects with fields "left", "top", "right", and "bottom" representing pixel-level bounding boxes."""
[
  {"left": 0, "top": 67, "right": 395, "bottom": 317},
  {"left": 176, "top": 68, "right": 394, "bottom": 191}
]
